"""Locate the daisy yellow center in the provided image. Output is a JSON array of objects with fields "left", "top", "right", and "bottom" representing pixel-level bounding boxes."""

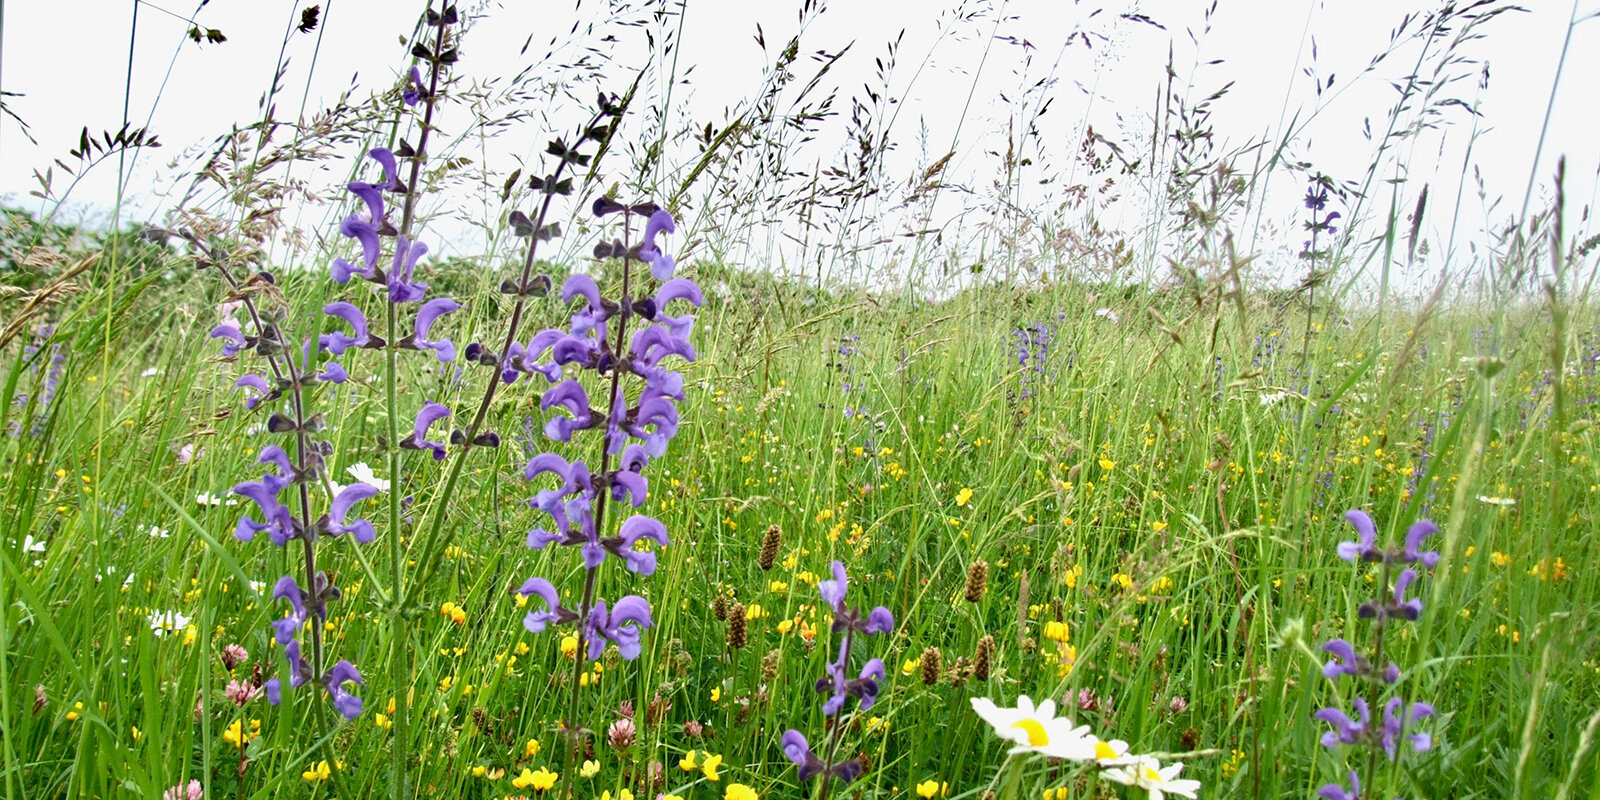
[
  {"left": 1141, "top": 766, "right": 1162, "bottom": 782},
  {"left": 1093, "top": 741, "right": 1118, "bottom": 761},
  {"left": 1010, "top": 719, "right": 1049, "bottom": 747}
]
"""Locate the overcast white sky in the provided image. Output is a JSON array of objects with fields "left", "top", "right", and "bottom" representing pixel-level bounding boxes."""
[{"left": 1, "top": 0, "right": 1595, "bottom": 289}]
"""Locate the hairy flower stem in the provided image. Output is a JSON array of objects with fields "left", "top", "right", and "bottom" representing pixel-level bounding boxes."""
[
  {"left": 194, "top": 244, "right": 343, "bottom": 795},
  {"left": 558, "top": 223, "right": 637, "bottom": 800},
  {"left": 1363, "top": 559, "right": 1393, "bottom": 791},
  {"left": 385, "top": 10, "right": 449, "bottom": 796},
  {"left": 403, "top": 108, "right": 609, "bottom": 604},
  {"left": 816, "top": 630, "right": 855, "bottom": 800}
]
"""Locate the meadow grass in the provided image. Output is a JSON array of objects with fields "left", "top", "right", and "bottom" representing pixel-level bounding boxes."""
[{"left": 3, "top": 251, "right": 1598, "bottom": 799}]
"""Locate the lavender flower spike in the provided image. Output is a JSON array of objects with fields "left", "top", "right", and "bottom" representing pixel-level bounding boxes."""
[
  {"left": 517, "top": 577, "right": 578, "bottom": 633},
  {"left": 323, "top": 660, "right": 365, "bottom": 720},
  {"left": 1381, "top": 697, "right": 1434, "bottom": 758},
  {"left": 1336, "top": 509, "right": 1382, "bottom": 562},
  {"left": 387, "top": 236, "right": 430, "bottom": 303},
  {"left": 319, "top": 483, "right": 379, "bottom": 543},
  {"left": 1402, "top": 518, "right": 1441, "bottom": 567},
  {"left": 607, "top": 515, "right": 670, "bottom": 575},
  {"left": 320, "top": 302, "right": 379, "bottom": 355},
  {"left": 1316, "top": 771, "right": 1361, "bottom": 800},
  {"left": 400, "top": 401, "right": 451, "bottom": 460},
  {"left": 782, "top": 730, "right": 828, "bottom": 780},
  {"left": 1313, "top": 697, "right": 1369, "bottom": 749},
  {"left": 407, "top": 297, "right": 460, "bottom": 362}
]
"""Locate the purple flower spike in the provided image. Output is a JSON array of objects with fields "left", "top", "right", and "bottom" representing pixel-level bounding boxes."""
[
  {"left": 782, "top": 730, "right": 827, "bottom": 780},
  {"left": 655, "top": 277, "right": 704, "bottom": 309},
  {"left": 323, "top": 660, "right": 365, "bottom": 719},
  {"left": 347, "top": 182, "right": 386, "bottom": 230},
  {"left": 542, "top": 380, "right": 595, "bottom": 441},
  {"left": 402, "top": 66, "right": 424, "bottom": 106},
  {"left": 317, "top": 361, "right": 348, "bottom": 383},
  {"left": 1337, "top": 509, "right": 1382, "bottom": 562},
  {"left": 269, "top": 576, "right": 308, "bottom": 644},
  {"left": 411, "top": 297, "right": 460, "bottom": 362},
  {"left": 210, "top": 320, "right": 247, "bottom": 357},
  {"left": 1393, "top": 568, "right": 1423, "bottom": 619},
  {"left": 387, "top": 236, "right": 430, "bottom": 303},
  {"left": 865, "top": 606, "right": 895, "bottom": 635},
  {"left": 1402, "top": 518, "right": 1440, "bottom": 568},
  {"left": 368, "top": 148, "right": 401, "bottom": 192},
  {"left": 517, "top": 577, "right": 576, "bottom": 633},
  {"left": 264, "top": 678, "right": 282, "bottom": 705},
  {"left": 638, "top": 209, "right": 677, "bottom": 279},
  {"left": 321, "top": 483, "right": 379, "bottom": 543},
  {"left": 1381, "top": 697, "right": 1434, "bottom": 758},
  {"left": 1313, "top": 697, "right": 1369, "bottom": 749},
  {"left": 1316, "top": 771, "right": 1361, "bottom": 800},
  {"left": 609, "top": 469, "right": 648, "bottom": 508},
  {"left": 233, "top": 479, "right": 294, "bottom": 544},
  {"left": 1322, "top": 639, "right": 1362, "bottom": 680},
  {"left": 819, "top": 561, "right": 848, "bottom": 611},
  {"left": 401, "top": 401, "right": 451, "bottom": 459},
  {"left": 855, "top": 658, "right": 886, "bottom": 709},
  {"left": 337, "top": 215, "right": 381, "bottom": 282},
  {"left": 587, "top": 595, "right": 654, "bottom": 660},
  {"left": 320, "top": 302, "right": 376, "bottom": 355},
  {"left": 236, "top": 375, "right": 270, "bottom": 409},
  {"left": 562, "top": 274, "right": 607, "bottom": 337},
  {"left": 609, "top": 515, "right": 670, "bottom": 576}
]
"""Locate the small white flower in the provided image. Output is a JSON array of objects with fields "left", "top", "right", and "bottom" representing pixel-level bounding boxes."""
[
  {"left": 1091, "top": 738, "right": 1136, "bottom": 766},
  {"left": 249, "top": 580, "right": 266, "bottom": 594},
  {"left": 194, "top": 492, "right": 237, "bottom": 507},
  {"left": 143, "top": 525, "right": 171, "bottom": 539},
  {"left": 1094, "top": 308, "right": 1119, "bottom": 323},
  {"left": 1099, "top": 755, "right": 1201, "bottom": 799},
  {"left": 1476, "top": 495, "right": 1516, "bottom": 507},
  {"left": 345, "top": 462, "right": 390, "bottom": 492},
  {"left": 140, "top": 367, "right": 161, "bottom": 378},
  {"left": 970, "top": 695, "right": 1098, "bottom": 760},
  {"left": 148, "top": 610, "right": 192, "bottom": 637},
  {"left": 21, "top": 535, "right": 46, "bottom": 553}
]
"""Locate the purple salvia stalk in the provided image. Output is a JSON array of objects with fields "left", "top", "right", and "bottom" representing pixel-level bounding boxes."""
[
  {"left": 1314, "top": 509, "right": 1440, "bottom": 800},
  {"left": 505, "top": 201, "right": 697, "bottom": 797},
  {"left": 783, "top": 561, "right": 894, "bottom": 800},
  {"left": 172, "top": 232, "right": 368, "bottom": 796}
]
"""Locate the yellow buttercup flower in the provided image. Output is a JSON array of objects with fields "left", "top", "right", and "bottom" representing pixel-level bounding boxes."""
[
  {"left": 955, "top": 488, "right": 974, "bottom": 507},
  {"left": 725, "top": 783, "right": 758, "bottom": 800},
  {"left": 916, "top": 780, "right": 948, "bottom": 798}
]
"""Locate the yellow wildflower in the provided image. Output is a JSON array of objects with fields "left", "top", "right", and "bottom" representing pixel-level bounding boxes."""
[
  {"left": 955, "top": 488, "right": 974, "bottom": 507},
  {"left": 679, "top": 750, "right": 699, "bottom": 771},
  {"left": 725, "top": 784, "right": 758, "bottom": 800},
  {"left": 580, "top": 759, "right": 600, "bottom": 778},
  {"left": 302, "top": 760, "right": 332, "bottom": 782},
  {"left": 701, "top": 752, "right": 724, "bottom": 781}
]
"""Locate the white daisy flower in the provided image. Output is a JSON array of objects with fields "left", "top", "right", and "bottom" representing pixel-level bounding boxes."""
[
  {"left": 143, "top": 525, "right": 171, "bottom": 539},
  {"left": 194, "top": 492, "right": 237, "bottom": 507},
  {"left": 1476, "top": 495, "right": 1515, "bottom": 507},
  {"left": 1099, "top": 755, "right": 1201, "bottom": 799},
  {"left": 345, "top": 462, "right": 390, "bottom": 492},
  {"left": 1092, "top": 737, "right": 1136, "bottom": 766},
  {"left": 970, "top": 695, "right": 1098, "bottom": 760},
  {"left": 148, "top": 610, "right": 192, "bottom": 637},
  {"left": 21, "top": 535, "right": 46, "bottom": 553}
]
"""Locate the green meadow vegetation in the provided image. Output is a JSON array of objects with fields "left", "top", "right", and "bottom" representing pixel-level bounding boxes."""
[{"left": 2, "top": 2, "right": 1598, "bottom": 800}]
